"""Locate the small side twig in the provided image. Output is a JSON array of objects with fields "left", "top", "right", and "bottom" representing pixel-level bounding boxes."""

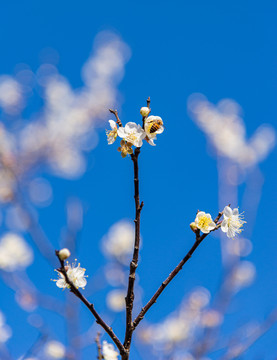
[
  {"left": 109, "top": 109, "right": 122, "bottom": 127},
  {"left": 133, "top": 210, "right": 223, "bottom": 329},
  {"left": 55, "top": 251, "right": 126, "bottom": 357},
  {"left": 95, "top": 333, "right": 104, "bottom": 360}
]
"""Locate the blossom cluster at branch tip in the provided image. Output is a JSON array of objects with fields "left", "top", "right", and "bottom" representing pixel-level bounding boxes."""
[
  {"left": 107, "top": 106, "right": 164, "bottom": 156},
  {"left": 53, "top": 260, "right": 88, "bottom": 290},
  {"left": 192, "top": 206, "right": 245, "bottom": 238}
]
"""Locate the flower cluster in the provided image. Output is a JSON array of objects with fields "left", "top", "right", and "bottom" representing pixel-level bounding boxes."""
[
  {"left": 106, "top": 107, "right": 164, "bottom": 157},
  {"left": 191, "top": 206, "right": 246, "bottom": 239},
  {"left": 54, "top": 261, "right": 88, "bottom": 289}
]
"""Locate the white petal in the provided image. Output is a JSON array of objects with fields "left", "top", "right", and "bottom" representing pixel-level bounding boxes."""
[
  {"left": 233, "top": 208, "right": 239, "bottom": 216},
  {"left": 108, "top": 120, "right": 117, "bottom": 129},
  {"left": 196, "top": 211, "right": 205, "bottom": 219},
  {"left": 108, "top": 137, "right": 116, "bottom": 145},
  {"left": 117, "top": 127, "right": 126, "bottom": 138},
  {"left": 125, "top": 122, "right": 138, "bottom": 133},
  {"left": 227, "top": 227, "right": 235, "bottom": 238},
  {"left": 134, "top": 138, "right": 143, "bottom": 147},
  {"left": 145, "top": 115, "right": 155, "bottom": 123},
  {"left": 139, "top": 130, "right": 146, "bottom": 139},
  {"left": 77, "top": 278, "right": 87, "bottom": 288},
  {"left": 208, "top": 221, "right": 216, "bottom": 230},
  {"left": 221, "top": 219, "right": 228, "bottom": 233},
  {"left": 56, "top": 279, "right": 66, "bottom": 288},
  {"left": 147, "top": 138, "right": 156, "bottom": 146},
  {"left": 223, "top": 206, "right": 232, "bottom": 218}
]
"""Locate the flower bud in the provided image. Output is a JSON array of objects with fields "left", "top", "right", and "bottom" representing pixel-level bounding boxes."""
[
  {"left": 58, "top": 248, "right": 71, "bottom": 260},
  {"left": 190, "top": 222, "right": 198, "bottom": 233},
  {"left": 140, "top": 107, "right": 150, "bottom": 117}
]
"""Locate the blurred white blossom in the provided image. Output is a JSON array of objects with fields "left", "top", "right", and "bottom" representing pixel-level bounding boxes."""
[
  {"left": 140, "top": 287, "right": 211, "bottom": 351},
  {"left": 226, "top": 237, "right": 252, "bottom": 257},
  {"left": 101, "top": 220, "right": 135, "bottom": 264},
  {"left": 230, "top": 261, "right": 256, "bottom": 289},
  {"left": 102, "top": 340, "right": 119, "bottom": 360},
  {"left": 188, "top": 94, "right": 275, "bottom": 168},
  {"left": 44, "top": 340, "right": 66, "bottom": 359},
  {"left": 106, "top": 289, "right": 126, "bottom": 312},
  {"left": 0, "top": 76, "right": 23, "bottom": 114},
  {"left": 0, "top": 311, "right": 12, "bottom": 343},
  {"left": 0, "top": 32, "right": 130, "bottom": 191},
  {"left": 0, "top": 233, "right": 33, "bottom": 271}
]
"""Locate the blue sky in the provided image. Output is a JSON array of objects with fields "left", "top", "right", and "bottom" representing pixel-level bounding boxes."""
[{"left": 0, "top": 1, "right": 277, "bottom": 359}]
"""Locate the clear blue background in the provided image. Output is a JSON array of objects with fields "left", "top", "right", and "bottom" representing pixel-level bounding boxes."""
[{"left": 0, "top": 0, "right": 277, "bottom": 359}]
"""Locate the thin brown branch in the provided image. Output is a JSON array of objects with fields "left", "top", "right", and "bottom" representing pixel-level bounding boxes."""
[
  {"left": 123, "top": 147, "right": 143, "bottom": 352},
  {"left": 146, "top": 96, "right": 151, "bottom": 109},
  {"left": 55, "top": 252, "right": 126, "bottom": 357},
  {"left": 95, "top": 333, "right": 104, "bottom": 360},
  {"left": 109, "top": 109, "right": 123, "bottom": 127},
  {"left": 133, "top": 211, "right": 223, "bottom": 329}
]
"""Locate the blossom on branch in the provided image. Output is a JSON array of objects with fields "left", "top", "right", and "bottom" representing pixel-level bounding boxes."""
[
  {"left": 194, "top": 211, "right": 216, "bottom": 233},
  {"left": 117, "top": 140, "right": 133, "bottom": 158},
  {"left": 102, "top": 340, "right": 119, "bottom": 360},
  {"left": 140, "top": 106, "right": 150, "bottom": 117},
  {"left": 117, "top": 122, "right": 146, "bottom": 147},
  {"left": 221, "top": 206, "right": 246, "bottom": 239},
  {"left": 144, "top": 115, "right": 164, "bottom": 146},
  {"left": 106, "top": 120, "right": 118, "bottom": 145},
  {"left": 54, "top": 261, "right": 87, "bottom": 289}
]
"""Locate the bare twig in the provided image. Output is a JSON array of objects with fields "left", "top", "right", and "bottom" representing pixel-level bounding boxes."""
[
  {"left": 146, "top": 96, "right": 151, "bottom": 109},
  {"left": 123, "top": 147, "right": 144, "bottom": 353},
  {"left": 55, "top": 252, "right": 126, "bottom": 357},
  {"left": 95, "top": 333, "right": 104, "bottom": 360},
  {"left": 132, "top": 211, "right": 223, "bottom": 329},
  {"left": 109, "top": 109, "right": 123, "bottom": 127}
]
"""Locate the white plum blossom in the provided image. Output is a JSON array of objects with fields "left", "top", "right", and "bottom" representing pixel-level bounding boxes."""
[
  {"left": 54, "top": 261, "right": 87, "bottom": 289},
  {"left": 221, "top": 206, "right": 246, "bottom": 239},
  {"left": 102, "top": 341, "right": 119, "bottom": 360},
  {"left": 117, "top": 122, "right": 146, "bottom": 147},
  {"left": 144, "top": 115, "right": 164, "bottom": 146},
  {"left": 194, "top": 212, "right": 216, "bottom": 234},
  {"left": 106, "top": 120, "right": 118, "bottom": 145}
]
